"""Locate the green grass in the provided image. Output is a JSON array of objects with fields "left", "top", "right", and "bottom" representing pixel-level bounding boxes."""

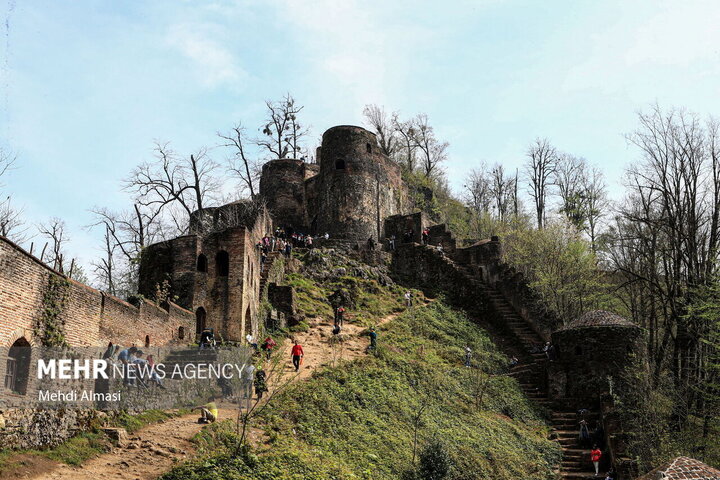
[
  {"left": 285, "top": 249, "right": 412, "bottom": 328},
  {"left": 113, "top": 408, "right": 188, "bottom": 434},
  {"left": 161, "top": 301, "right": 561, "bottom": 480},
  {"left": 36, "top": 431, "right": 110, "bottom": 466}
]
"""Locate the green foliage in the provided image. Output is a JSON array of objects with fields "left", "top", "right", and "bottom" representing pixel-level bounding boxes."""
[
  {"left": 501, "top": 220, "right": 615, "bottom": 324},
  {"left": 35, "top": 432, "right": 109, "bottom": 466},
  {"left": 113, "top": 409, "right": 186, "bottom": 434},
  {"left": 34, "top": 273, "right": 70, "bottom": 347},
  {"left": 286, "top": 250, "right": 407, "bottom": 327},
  {"left": 286, "top": 273, "right": 334, "bottom": 319},
  {"left": 416, "top": 437, "right": 452, "bottom": 480},
  {"left": 162, "top": 302, "right": 560, "bottom": 480},
  {"left": 558, "top": 192, "right": 588, "bottom": 230}
]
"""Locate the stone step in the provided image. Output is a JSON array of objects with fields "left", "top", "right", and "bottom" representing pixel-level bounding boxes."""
[{"left": 558, "top": 475, "right": 598, "bottom": 480}]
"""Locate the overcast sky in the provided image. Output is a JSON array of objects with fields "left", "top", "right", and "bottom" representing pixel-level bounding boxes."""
[{"left": 2, "top": 0, "right": 720, "bottom": 278}]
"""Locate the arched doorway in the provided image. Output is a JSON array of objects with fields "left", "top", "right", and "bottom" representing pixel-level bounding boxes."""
[
  {"left": 5, "top": 337, "right": 31, "bottom": 394},
  {"left": 144, "top": 335, "right": 150, "bottom": 348},
  {"left": 195, "top": 307, "right": 207, "bottom": 335},
  {"left": 197, "top": 254, "right": 208, "bottom": 272},
  {"left": 216, "top": 251, "right": 229, "bottom": 276},
  {"left": 244, "top": 306, "right": 252, "bottom": 333}
]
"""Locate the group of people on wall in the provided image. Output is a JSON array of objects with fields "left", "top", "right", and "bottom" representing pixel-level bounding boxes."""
[{"left": 102, "top": 343, "right": 164, "bottom": 389}]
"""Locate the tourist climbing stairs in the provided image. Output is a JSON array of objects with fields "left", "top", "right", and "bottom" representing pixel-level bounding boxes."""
[
  {"left": 451, "top": 258, "right": 598, "bottom": 479},
  {"left": 258, "top": 251, "right": 281, "bottom": 299}
]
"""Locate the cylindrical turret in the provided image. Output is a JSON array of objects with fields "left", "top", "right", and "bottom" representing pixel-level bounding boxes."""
[
  {"left": 314, "top": 126, "right": 406, "bottom": 241},
  {"left": 259, "top": 159, "right": 308, "bottom": 231},
  {"left": 551, "top": 310, "right": 646, "bottom": 401}
]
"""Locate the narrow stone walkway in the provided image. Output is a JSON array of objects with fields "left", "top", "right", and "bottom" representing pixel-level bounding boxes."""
[
  {"left": 258, "top": 250, "right": 281, "bottom": 299},
  {"left": 451, "top": 253, "right": 599, "bottom": 479}
]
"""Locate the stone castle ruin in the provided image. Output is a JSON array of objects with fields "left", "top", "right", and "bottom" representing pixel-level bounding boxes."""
[
  {"left": 260, "top": 125, "right": 408, "bottom": 241},
  {"left": 137, "top": 125, "right": 409, "bottom": 344},
  {"left": 0, "top": 123, "right": 703, "bottom": 478},
  {"left": 0, "top": 124, "right": 410, "bottom": 449}
]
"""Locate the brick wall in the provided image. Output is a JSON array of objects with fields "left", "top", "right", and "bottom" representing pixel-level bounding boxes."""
[
  {"left": 139, "top": 207, "right": 273, "bottom": 344},
  {"left": 0, "top": 236, "right": 194, "bottom": 351}
]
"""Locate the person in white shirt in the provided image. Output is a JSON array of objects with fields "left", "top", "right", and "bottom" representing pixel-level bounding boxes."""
[{"left": 246, "top": 334, "right": 258, "bottom": 351}]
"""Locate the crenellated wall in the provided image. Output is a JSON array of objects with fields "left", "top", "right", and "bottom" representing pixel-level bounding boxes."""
[
  {"left": 0, "top": 235, "right": 195, "bottom": 448},
  {"left": 0, "top": 236, "right": 193, "bottom": 352}
]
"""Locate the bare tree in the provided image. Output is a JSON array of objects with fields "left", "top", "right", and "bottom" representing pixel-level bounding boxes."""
[
  {"left": 463, "top": 165, "right": 492, "bottom": 215},
  {"left": 363, "top": 104, "right": 397, "bottom": 157},
  {"left": 581, "top": 166, "right": 608, "bottom": 251},
  {"left": 392, "top": 114, "right": 418, "bottom": 171},
  {"left": 511, "top": 168, "right": 520, "bottom": 217},
  {"left": 38, "top": 217, "right": 69, "bottom": 272},
  {"left": 554, "top": 153, "right": 588, "bottom": 229},
  {"left": 0, "top": 148, "right": 13, "bottom": 178},
  {"left": 257, "top": 94, "right": 308, "bottom": 160},
  {"left": 489, "top": 163, "right": 513, "bottom": 221},
  {"left": 88, "top": 204, "right": 161, "bottom": 296},
  {"left": 414, "top": 114, "right": 448, "bottom": 178},
  {"left": 608, "top": 105, "right": 720, "bottom": 426},
  {"left": 234, "top": 346, "right": 296, "bottom": 450},
  {"left": 0, "top": 196, "right": 29, "bottom": 243},
  {"left": 525, "top": 138, "right": 557, "bottom": 229},
  {"left": 91, "top": 224, "right": 117, "bottom": 294},
  {"left": 124, "top": 142, "right": 220, "bottom": 235},
  {"left": 0, "top": 149, "right": 29, "bottom": 244},
  {"left": 219, "top": 123, "right": 259, "bottom": 198}
]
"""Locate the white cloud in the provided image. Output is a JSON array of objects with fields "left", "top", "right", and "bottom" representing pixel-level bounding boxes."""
[{"left": 165, "top": 23, "right": 247, "bottom": 88}]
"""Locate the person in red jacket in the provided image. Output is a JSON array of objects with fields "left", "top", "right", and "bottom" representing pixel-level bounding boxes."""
[
  {"left": 590, "top": 444, "right": 602, "bottom": 476},
  {"left": 262, "top": 336, "right": 277, "bottom": 360},
  {"left": 291, "top": 340, "right": 304, "bottom": 372}
]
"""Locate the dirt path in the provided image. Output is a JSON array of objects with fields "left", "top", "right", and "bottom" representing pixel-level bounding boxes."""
[
  {"left": 277, "top": 311, "right": 399, "bottom": 381},
  {"left": 22, "top": 411, "right": 211, "bottom": 480},
  {"left": 18, "top": 311, "right": 404, "bottom": 480}
]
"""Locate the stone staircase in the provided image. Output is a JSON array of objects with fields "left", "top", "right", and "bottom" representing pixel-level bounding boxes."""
[
  {"left": 259, "top": 251, "right": 281, "bottom": 299},
  {"left": 449, "top": 255, "right": 600, "bottom": 479},
  {"left": 161, "top": 348, "right": 219, "bottom": 379}
]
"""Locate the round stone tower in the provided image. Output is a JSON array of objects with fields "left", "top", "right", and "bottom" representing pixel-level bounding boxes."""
[
  {"left": 259, "top": 158, "right": 309, "bottom": 231},
  {"left": 550, "top": 310, "right": 646, "bottom": 401},
  {"left": 314, "top": 125, "right": 406, "bottom": 241}
]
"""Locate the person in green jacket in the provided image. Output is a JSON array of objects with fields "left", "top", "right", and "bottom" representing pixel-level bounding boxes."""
[{"left": 368, "top": 328, "right": 378, "bottom": 351}]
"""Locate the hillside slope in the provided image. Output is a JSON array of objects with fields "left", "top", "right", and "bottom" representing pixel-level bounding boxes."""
[{"left": 161, "top": 248, "right": 561, "bottom": 480}]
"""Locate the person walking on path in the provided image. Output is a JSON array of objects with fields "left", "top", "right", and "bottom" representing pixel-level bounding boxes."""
[
  {"left": 246, "top": 333, "right": 258, "bottom": 351},
  {"left": 118, "top": 346, "right": 138, "bottom": 385},
  {"left": 291, "top": 340, "right": 304, "bottom": 372},
  {"left": 579, "top": 419, "right": 591, "bottom": 448},
  {"left": 243, "top": 364, "right": 255, "bottom": 408},
  {"left": 368, "top": 328, "right": 377, "bottom": 351},
  {"left": 254, "top": 368, "right": 268, "bottom": 400},
  {"left": 262, "top": 336, "right": 277, "bottom": 360},
  {"left": 464, "top": 346, "right": 473, "bottom": 367},
  {"left": 335, "top": 306, "right": 346, "bottom": 326},
  {"left": 404, "top": 291, "right": 412, "bottom": 307},
  {"left": 590, "top": 445, "right": 602, "bottom": 476}
]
